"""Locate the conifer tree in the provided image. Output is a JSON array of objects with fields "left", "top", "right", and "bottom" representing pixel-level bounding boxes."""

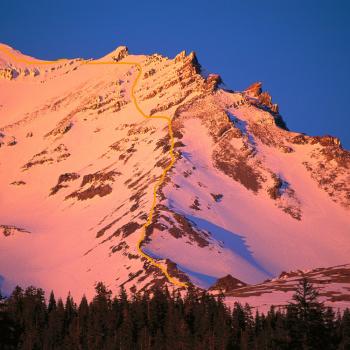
[
  {"left": 45, "top": 298, "right": 65, "bottom": 349},
  {"left": 62, "top": 293, "right": 78, "bottom": 349},
  {"left": 287, "top": 277, "right": 327, "bottom": 349},
  {"left": 232, "top": 302, "right": 245, "bottom": 348},
  {"left": 47, "top": 291, "right": 56, "bottom": 314},
  {"left": 88, "top": 282, "right": 112, "bottom": 349},
  {"left": 77, "top": 295, "right": 89, "bottom": 350},
  {"left": 0, "top": 290, "right": 18, "bottom": 349},
  {"left": 7, "top": 286, "right": 24, "bottom": 330},
  {"left": 339, "top": 308, "right": 350, "bottom": 350},
  {"left": 19, "top": 286, "right": 47, "bottom": 350}
]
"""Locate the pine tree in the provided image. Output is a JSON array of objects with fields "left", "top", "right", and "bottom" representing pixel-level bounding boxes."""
[
  {"left": 77, "top": 295, "right": 89, "bottom": 350},
  {"left": 288, "top": 277, "right": 326, "bottom": 349},
  {"left": 129, "top": 292, "right": 149, "bottom": 349},
  {"left": 291, "top": 278, "right": 321, "bottom": 316},
  {"left": 44, "top": 298, "right": 65, "bottom": 349},
  {"left": 0, "top": 290, "right": 19, "bottom": 349},
  {"left": 232, "top": 302, "right": 245, "bottom": 349},
  {"left": 118, "top": 305, "right": 134, "bottom": 349},
  {"left": 18, "top": 286, "right": 47, "bottom": 350},
  {"left": 88, "top": 282, "right": 112, "bottom": 349},
  {"left": 240, "top": 304, "right": 255, "bottom": 350},
  {"left": 7, "top": 286, "right": 24, "bottom": 331},
  {"left": 47, "top": 291, "right": 56, "bottom": 314},
  {"left": 339, "top": 308, "right": 350, "bottom": 350},
  {"left": 163, "top": 294, "right": 179, "bottom": 350},
  {"left": 62, "top": 293, "right": 78, "bottom": 349},
  {"left": 212, "top": 298, "right": 232, "bottom": 350},
  {"left": 271, "top": 310, "right": 289, "bottom": 350},
  {"left": 323, "top": 306, "right": 339, "bottom": 349}
]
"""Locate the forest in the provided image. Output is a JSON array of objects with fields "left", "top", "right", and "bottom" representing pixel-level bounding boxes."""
[{"left": 1, "top": 278, "right": 350, "bottom": 350}]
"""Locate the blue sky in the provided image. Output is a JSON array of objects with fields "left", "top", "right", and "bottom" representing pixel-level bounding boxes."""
[{"left": 1, "top": 0, "right": 349, "bottom": 148}]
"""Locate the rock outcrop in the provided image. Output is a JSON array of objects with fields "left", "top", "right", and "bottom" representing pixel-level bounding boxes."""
[
  {"left": 111, "top": 46, "right": 128, "bottom": 62},
  {"left": 209, "top": 274, "right": 247, "bottom": 293}
]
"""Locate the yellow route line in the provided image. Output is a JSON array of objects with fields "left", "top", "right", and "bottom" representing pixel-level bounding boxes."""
[{"left": 0, "top": 46, "right": 187, "bottom": 288}]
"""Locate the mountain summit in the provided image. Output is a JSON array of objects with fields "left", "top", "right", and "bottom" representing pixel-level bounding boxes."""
[{"left": 0, "top": 44, "right": 349, "bottom": 308}]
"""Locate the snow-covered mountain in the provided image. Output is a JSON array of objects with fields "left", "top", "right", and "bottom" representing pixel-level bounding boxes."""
[{"left": 1, "top": 43, "right": 349, "bottom": 306}]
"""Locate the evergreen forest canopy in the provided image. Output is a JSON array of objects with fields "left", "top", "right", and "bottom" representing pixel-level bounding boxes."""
[{"left": 1, "top": 278, "right": 350, "bottom": 349}]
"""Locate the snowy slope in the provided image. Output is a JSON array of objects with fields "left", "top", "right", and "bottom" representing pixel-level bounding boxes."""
[
  {"left": 144, "top": 91, "right": 350, "bottom": 289},
  {"left": 218, "top": 264, "right": 350, "bottom": 314},
  {"left": 0, "top": 43, "right": 349, "bottom": 305}
]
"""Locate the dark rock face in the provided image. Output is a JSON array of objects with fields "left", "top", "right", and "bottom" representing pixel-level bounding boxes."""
[
  {"left": 80, "top": 171, "right": 120, "bottom": 187},
  {"left": 10, "top": 180, "right": 26, "bottom": 186},
  {"left": 209, "top": 274, "right": 247, "bottom": 292},
  {"left": 205, "top": 74, "right": 222, "bottom": 91},
  {"left": 142, "top": 49, "right": 221, "bottom": 116},
  {"left": 244, "top": 82, "right": 285, "bottom": 128},
  {"left": 50, "top": 172, "right": 80, "bottom": 195},
  {"left": 185, "top": 51, "right": 201, "bottom": 74},
  {"left": 311, "top": 135, "right": 341, "bottom": 147},
  {"left": 290, "top": 134, "right": 309, "bottom": 145},
  {"left": 290, "top": 132, "right": 350, "bottom": 208},
  {"left": 64, "top": 169, "right": 122, "bottom": 201},
  {"left": 22, "top": 144, "right": 71, "bottom": 171},
  {"left": 244, "top": 82, "right": 262, "bottom": 97},
  {"left": 111, "top": 46, "right": 128, "bottom": 62},
  {"left": 215, "top": 157, "right": 262, "bottom": 193},
  {"left": 112, "top": 222, "right": 142, "bottom": 239},
  {"left": 144, "top": 204, "right": 210, "bottom": 248},
  {"left": 66, "top": 184, "right": 113, "bottom": 201},
  {"left": 165, "top": 259, "right": 191, "bottom": 285},
  {"left": 1, "top": 225, "right": 30, "bottom": 237}
]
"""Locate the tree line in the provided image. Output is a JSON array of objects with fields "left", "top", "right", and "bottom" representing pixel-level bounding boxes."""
[{"left": 1, "top": 278, "right": 350, "bottom": 349}]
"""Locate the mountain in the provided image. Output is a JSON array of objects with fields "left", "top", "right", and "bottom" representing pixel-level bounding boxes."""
[{"left": 1, "top": 43, "right": 349, "bottom": 308}]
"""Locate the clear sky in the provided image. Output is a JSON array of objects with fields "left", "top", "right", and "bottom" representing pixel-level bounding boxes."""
[{"left": 1, "top": 0, "right": 349, "bottom": 148}]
